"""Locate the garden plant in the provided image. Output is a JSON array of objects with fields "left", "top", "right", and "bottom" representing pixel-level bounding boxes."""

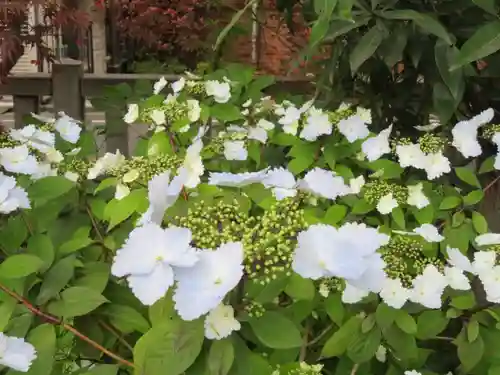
[{"left": 0, "top": 65, "right": 499, "bottom": 375}]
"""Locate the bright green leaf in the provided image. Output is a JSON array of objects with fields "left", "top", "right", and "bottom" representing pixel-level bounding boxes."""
[
  {"left": 416, "top": 310, "right": 449, "bottom": 339},
  {"left": 439, "top": 196, "right": 462, "bottom": 210},
  {"left": 27, "top": 234, "right": 54, "bottom": 273},
  {"left": 395, "top": 310, "right": 417, "bottom": 335},
  {"left": 464, "top": 190, "right": 484, "bottom": 206},
  {"left": 451, "top": 292, "right": 476, "bottom": 310},
  {"left": 0, "top": 254, "right": 43, "bottom": 279},
  {"left": 472, "top": 211, "right": 489, "bottom": 234},
  {"left": 285, "top": 274, "right": 315, "bottom": 300},
  {"left": 324, "top": 293, "right": 345, "bottom": 326},
  {"left": 101, "top": 304, "right": 150, "bottom": 333},
  {"left": 23, "top": 324, "right": 56, "bottom": 375},
  {"left": 207, "top": 339, "right": 234, "bottom": 375},
  {"left": 347, "top": 327, "right": 381, "bottom": 363},
  {"left": 321, "top": 315, "right": 362, "bottom": 358},
  {"left": 27, "top": 176, "right": 75, "bottom": 204},
  {"left": 324, "top": 205, "right": 348, "bottom": 225},
  {"left": 249, "top": 311, "right": 302, "bottom": 349},
  {"left": 455, "top": 167, "right": 481, "bottom": 188},
  {"left": 36, "top": 255, "right": 76, "bottom": 305},
  {"left": 458, "top": 332, "right": 484, "bottom": 371},
  {"left": 47, "top": 286, "right": 108, "bottom": 317}
]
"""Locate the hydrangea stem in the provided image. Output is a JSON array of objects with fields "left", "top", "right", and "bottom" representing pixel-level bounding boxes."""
[{"left": 0, "top": 283, "right": 135, "bottom": 369}]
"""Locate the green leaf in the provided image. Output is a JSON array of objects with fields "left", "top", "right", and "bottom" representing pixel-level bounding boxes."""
[
  {"left": 395, "top": 310, "right": 417, "bottom": 335},
  {"left": 375, "top": 303, "right": 397, "bottom": 330},
  {"left": 458, "top": 332, "right": 484, "bottom": 371},
  {"left": 23, "top": 324, "right": 56, "bottom": 375},
  {"left": 391, "top": 207, "right": 406, "bottom": 229},
  {"left": 0, "top": 254, "right": 43, "bottom": 279},
  {"left": 414, "top": 205, "right": 434, "bottom": 225},
  {"left": 149, "top": 296, "right": 176, "bottom": 326},
  {"left": 479, "top": 156, "right": 496, "bottom": 174},
  {"left": 367, "top": 159, "right": 403, "bottom": 179},
  {"left": 27, "top": 234, "right": 54, "bottom": 273},
  {"left": 309, "top": 17, "right": 330, "bottom": 48},
  {"left": 416, "top": 310, "right": 449, "bottom": 339},
  {"left": 207, "top": 339, "right": 234, "bottom": 375},
  {"left": 435, "top": 40, "right": 464, "bottom": 101},
  {"left": 82, "top": 365, "right": 119, "bottom": 375},
  {"left": 351, "top": 199, "right": 375, "bottom": 214},
  {"left": 452, "top": 21, "right": 500, "bottom": 70},
  {"left": 47, "top": 286, "right": 108, "bottom": 317},
  {"left": 36, "top": 255, "right": 76, "bottom": 305},
  {"left": 0, "top": 216, "right": 28, "bottom": 254},
  {"left": 321, "top": 315, "right": 362, "bottom": 358},
  {"left": 285, "top": 274, "right": 315, "bottom": 300},
  {"left": 249, "top": 311, "right": 302, "bottom": 349},
  {"left": 314, "top": 0, "right": 337, "bottom": 16},
  {"left": 468, "top": 320, "right": 480, "bottom": 343},
  {"left": 382, "top": 10, "right": 453, "bottom": 45},
  {"left": 104, "top": 188, "right": 147, "bottom": 230},
  {"left": 455, "top": 167, "right": 481, "bottom": 188},
  {"left": 0, "top": 298, "right": 17, "bottom": 331},
  {"left": 473, "top": 0, "right": 497, "bottom": 15},
  {"left": 347, "top": 327, "right": 381, "bottom": 363},
  {"left": 59, "top": 235, "right": 94, "bottom": 255},
  {"left": 349, "top": 23, "right": 384, "bottom": 73},
  {"left": 94, "top": 178, "right": 118, "bottom": 194},
  {"left": 287, "top": 156, "right": 315, "bottom": 175},
  {"left": 28, "top": 176, "right": 75, "bottom": 204},
  {"left": 134, "top": 318, "right": 204, "bottom": 375},
  {"left": 324, "top": 205, "right": 348, "bottom": 225},
  {"left": 451, "top": 292, "right": 476, "bottom": 310},
  {"left": 433, "top": 81, "right": 456, "bottom": 124},
  {"left": 472, "top": 211, "right": 488, "bottom": 234},
  {"left": 74, "top": 262, "right": 110, "bottom": 293},
  {"left": 324, "top": 293, "right": 345, "bottom": 326},
  {"left": 210, "top": 104, "right": 244, "bottom": 122},
  {"left": 148, "top": 131, "right": 173, "bottom": 156},
  {"left": 383, "top": 325, "right": 418, "bottom": 360},
  {"left": 464, "top": 190, "right": 484, "bottom": 206},
  {"left": 439, "top": 196, "right": 462, "bottom": 210},
  {"left": 101, "top": 304, "right": 150, "bottom": 333}
]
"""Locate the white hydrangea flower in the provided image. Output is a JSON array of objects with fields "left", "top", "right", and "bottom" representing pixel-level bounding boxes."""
[
  {"left": 337, "top": 114, "right": 370, "bottom": 143},
  {"left": 292, "top": 223, "right": 389, "bottom": 282},
  {"left": 205, "top": 80, "right": 231, "bottom": 103},
  {"left": 208, "top": 169, "right": 268, "bottom": 187},
  {"left": 124, "top": 103, "right": 139, "bottom": 124},
  {"left": 476, "top": 233, "right": 500, "bottom": 246},
  {"left": 247, "top": 127, "right": 268, "bottom": 144},
  {"left": 115, "top": 183, "right": 130, "bottom": 200},
  {"left": 452, "top": 108, "right": 493, "bottom": 158},
  {"left": 479, "top": 266, "right": 500, "bottom": 303},
  {"left": 223, "top": 141, "right": 247, "bottom": 161},
  {"left": 87, "top": 150, "right": 125, "bottom": 180},
  {"left": 349, "top": 175, "right": 365, "bottom": 195},
  {"left": 361, "top": 125, "right": 392, "bottom": 161},
  {"left": 174, "top": 242, "right": 244, "bottom": 321},
  {"left": 298, "top": 168, "right": 350, "bottom": 200},
  {"left": 150, "top": 109, "right": 166, "bottom": 126},
  {"left": 410, "top": 264, "right": 447, "bottom": 308},
  {"left": 54, "top": 113, "right": 81, "bottom": 144},
  {"left": 0, "top": 333, "right": 37, "bottom": 372},
  {"left": 423, "top": 151, "right": 451, "bottom": 180},
  {"left": 0, "top": 173, "right": 30, "bottom": 213},
  {"left": 342, "top": 283, "right": 369, "bottom": 304},
  {"left": 112, "top": 224, "right": 198, "bottom": 306},
  {"left": 472, "top": 251, "right": 496, "bottom": 275},
  {"left": 204, "top": 304, "right": 241, "bottom": 340},
  {"left": 379, "top": 277, "right": 409, "bottom": 308},
  {"left": 30, "top": 163, "right": 57, "bottom": 180},
  {"left": 414, "top": 224, "right": 444, "bottom": 242},
  {"left": 444, "top": 266, "right": 470, "bottom": 290},
  {"left": 375, "top": 345, "right": 387, "bottom": 363},
  {"left": 138, "top": 170, "right": 184, "bottom": 226},
  {"left": 153, "top": 76, "right": 168, "bottom": 95},
  {"left": 171, "top": 77, "right": 186, "bottom": 94},
  {"left": 262, "top": 167, "right": 297, "bottom": 200},
  {"left": 404, "top": 371, "right": 422, "bottom": 375},
  {"left": 0, "top": 145, "right": 40, "bottom": 175},
  {"left": 64, "top": 171, "right": 79, "bottom": 182},
  {"left": 187, "top": 99, "right": 201, "bottom": 123},
  {"left": 177, "top": 127, "right": 206, "bottom": 188},
  {"left": 256, "top": 119, "right": 275, "bottom": 131},
  {"left": 407, "top": 183, "right": 429, "bottom": 209},
  {"left": 278, "top": 106, "right": 302, "bottom": 136},
  {"left": 491, "top": 133, "right": 500, "bottom": 170},
  {"left": 45, "top": 148, "right": 64, "bottom": 164},
  {"left": 377, "top": 193, "right": 398, "bottom": 214},
  {"left": 446, "top": 247, "right": 474, "bottom": 273},
  {"left": 10, "top": 125, "right": 55, "bottom": 154},
  {"left": 356, "top": 107, "right": 372, "bottom": 124},
  {"left": 396, "top": 143, "right": 427, "bottom": 169},
  {"left": 299, "top": 107, "right": 332, "bottom": 141}
]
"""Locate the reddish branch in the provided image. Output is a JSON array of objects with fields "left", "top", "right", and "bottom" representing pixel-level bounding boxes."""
[{"left": 0, "top": 282, "right": 135, "bottom": 368}]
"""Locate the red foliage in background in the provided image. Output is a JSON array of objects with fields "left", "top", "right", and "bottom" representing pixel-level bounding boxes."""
[
  {"left": 0, "top": 0, "right": 90, "bottom": 80},
  {"left": 115, "top": 0, "right": 220, "bottom": 66}
]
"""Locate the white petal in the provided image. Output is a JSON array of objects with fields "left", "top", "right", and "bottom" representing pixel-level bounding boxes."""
[
  {"left": 342, "top": 283, "right": 369, "bottom": 304},
  {"left": 127, "top": 263, "right": 174, "bottom": 305},
  {"left": 407, "top": 183, "right": 429, "bottom": 209},
  {"left": 414, "top": 224, "right": 444, "bottom": 242},
  {"left": 377, "top": 193, "right": 398, "bottom": 214},
  {"left": 476, "top": 233, "right": 500, "bottom": 246}
]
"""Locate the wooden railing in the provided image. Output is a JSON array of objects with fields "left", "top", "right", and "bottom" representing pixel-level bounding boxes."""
[{"left": 0, "top": 58, "right": 313, "bottom": 155}]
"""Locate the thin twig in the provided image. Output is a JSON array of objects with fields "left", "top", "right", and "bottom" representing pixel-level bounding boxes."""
[
  {"left": 0, "top": 283, "right": 135, "bottom": 368},
  {"left": 299, "top": 321, "right": 310, "bottom": 361},
  {"left": 86, "top": 204, "right": 104, "bottom": 243},
  {"left": 98, "top": 320, "right": 134, "bottom": 353},
  {"left": 307, "top": 324, "right": 334, "bottom": 347},
  {"left": 350, "top": 364, "right": 359, "bottom": 375}
]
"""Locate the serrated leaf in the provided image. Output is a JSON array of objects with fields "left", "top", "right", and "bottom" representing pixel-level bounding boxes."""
[
  {"left": 134, "top": 318, "right": 204, "bottom": 375},
  {"left": 452, "top": 21, "right": 500, "bottom": 70},
  {"left": 0, "top": 254, "right": 43, "bottom": 279},
  {"left": 207, "top": 339, "right": 234, "bottom": 375},
  {"left": 249, "top": 312, "right": 302, "bottom": 349},
  {"left": 455, "top": 167, "right": 481, "bottom": 188},
  {"left": 47, "top": 286, "right": 108, "bottom": 317}
]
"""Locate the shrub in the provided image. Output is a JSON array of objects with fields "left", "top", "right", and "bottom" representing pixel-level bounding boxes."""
[{"left": 0, "top": 64, "right": 500, "bottom": 375}]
